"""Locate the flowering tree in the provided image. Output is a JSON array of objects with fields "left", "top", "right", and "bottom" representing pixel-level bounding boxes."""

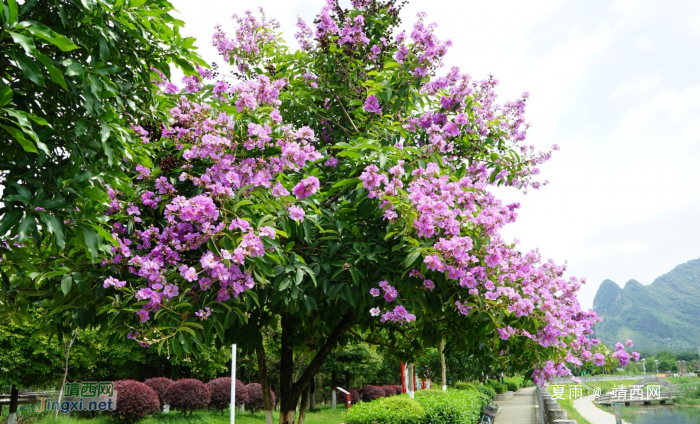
[{"left": 68, "top": 0, "right": 637, "bottom": 422}]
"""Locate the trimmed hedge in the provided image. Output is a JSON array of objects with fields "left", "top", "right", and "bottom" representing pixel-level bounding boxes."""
[
  {"left": 359, "top": 385, "right": 386, "bottom": 401},
  {"left": 349, "top": 388, "right": 360, "bottom": 404},
  {"left": 346, "top": 396, "right": 425, "bottom": 424},
  {"left": 164, "top": 378, "right": 211, "bottom": 416},
  {"left": 144, "top": 377, "right": 172, "bottom": 406},
  {"left": 415, "top": 389, "right": 487, "bottom": 424},
  {"left": 207, "top": 377, "right": 248, "bottom": 413},
  {"left": 477, "top": 385, "right": 496, "bottom": 399},
  {"left": 244, "top": 383, "right": 277, "bottom": 413},
  {"left": 112, "top": 380, "right": 161, "bottom": 423},
  {"left": 455, "top": 382, "right": 476, "bottom": 391},
  {"left": 487, "top": 383, "right": 506, "bottom": 394},
  {"left": 389, "top": 385, "right": 402, "bottom": 395}
]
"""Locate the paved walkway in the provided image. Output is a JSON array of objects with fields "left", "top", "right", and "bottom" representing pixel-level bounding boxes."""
[
  {"left": 495, "top": 386, "right": 537, "bottom": 424},
  {"left": 573, "top": 394, "right": 631, "bottom": 424}
]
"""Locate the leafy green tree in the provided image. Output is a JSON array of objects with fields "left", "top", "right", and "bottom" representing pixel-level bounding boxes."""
[
  {"left": 0, "top": 0, "right": 203, "bottom": 330},
  {"left": 12, "top": 2, "right": 630, "bottom": 423}
]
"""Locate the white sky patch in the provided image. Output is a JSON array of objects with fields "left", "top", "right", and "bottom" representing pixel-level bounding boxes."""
[{"left": 170, "top": 0, "right": 700, "bottom": 309}]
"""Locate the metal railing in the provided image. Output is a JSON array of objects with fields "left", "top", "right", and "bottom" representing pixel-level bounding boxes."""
[{"left": 550, "top": 375, "right": 647, "bottom": 384}]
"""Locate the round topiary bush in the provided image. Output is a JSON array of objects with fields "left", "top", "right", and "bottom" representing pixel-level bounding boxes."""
[
  {"left": 382, "top": 386, "right": 395, "bottom": 396},
  {"left": 164, "top": 378, "right": 211, "bottom": 416},
  {"left": 244, "top": 383, "right": 276, "bottom": 413},
  {"left": 144, "top": 377, "right": 173, "bottom": 406},
  {"left": 349, "top": 388, "right": 360, "bottom": 404},
  {"left": 112, "top": 380, "right": 160, "bottom": 423},
  {"left": 389, "top": 385, "right": 402, "bottom": 395},
  {"left": 359, "top": 385, "right": 386, "bottom": 401},
  {"left": 207, "top": 377, "right": 248, "bottom": 414}
]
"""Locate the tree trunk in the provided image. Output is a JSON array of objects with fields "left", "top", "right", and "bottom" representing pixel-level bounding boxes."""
[
  {"left": 345, "top": 370, "right": 350, "bottom": 390},
  {"left": 296, "top": 385, "right": 309, "bottom": 424},
  {"left": 279, "top": 312, "right": 296, "bottom": 424},
  {"left": 54, "top": 331, "right": 77, "bottom": 420},
  {"left": 256, "top": 347, "right": 274, "bottom": 424},
  {"left": 7, "top": 385, "right": 19, "bottom": 424},
  {"left": 440, "top": 338, "right": 447, "bottom": 390},
  {"left": 331, "top": 371, "right": 337, "bottom": 409},
  {"left": 278, "top": 312, "right": 355, "bottom": 424},
  {"left": 309, "top": 376, "right": 315, "bottom": 411}
]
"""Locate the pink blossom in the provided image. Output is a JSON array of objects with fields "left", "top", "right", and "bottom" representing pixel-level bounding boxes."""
[{"left": 288, "top": 205, "right": 305, "bottom": 222}]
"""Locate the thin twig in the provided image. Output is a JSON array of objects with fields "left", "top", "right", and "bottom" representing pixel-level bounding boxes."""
[{"left": 337, "top": 97, "right": 359, "bottom": 132}]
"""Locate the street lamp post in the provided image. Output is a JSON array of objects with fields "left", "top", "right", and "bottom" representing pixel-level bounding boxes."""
[
  {"left": 642, "top": 359, "right": 646, "bottom": 375},
  {"left": 655, "top": 360, "right": 659, "bottom": 375}
]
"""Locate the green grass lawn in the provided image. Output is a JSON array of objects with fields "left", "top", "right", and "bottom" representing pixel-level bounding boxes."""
[{"left": 1, "top": 405, "right": 349, "bottom": 424}]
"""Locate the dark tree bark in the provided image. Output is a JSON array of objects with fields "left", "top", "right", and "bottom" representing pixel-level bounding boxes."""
[
  {"left": 256, "top": 347, "right": 274, "bottom": 424},
  {"left": 296, "top": 385, "right": 309, "bottom": 424},
  {"left": 8, "top": 385, "right": 19, "bottom": 424},
  {"left": 309, "top": 377, "right": 315, "bottom": 411},
  {"left": 277, "top": 312, "right": 355, "bottom": 424}
]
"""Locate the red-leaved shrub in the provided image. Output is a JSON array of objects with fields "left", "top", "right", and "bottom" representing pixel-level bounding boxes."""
[
  {"left": 164, "top": 378, "right": 211, "bottom": 416},
  {"left": 144, "top": 377, "right": 173, "bottom": 405},
  {"left": 244, "top": 383, "right": 276, "bottom": 413},
  {"left": 389, "top": 385, "right": 402, "bottom": 395},
  {"left": 359, "top": 385, "right": 386, "bottom": 401},
  {"left": 112, "top": 380, "right": 160, "bottom": 423},
  {"left": 349, "top": 388, "right": 360, "bottom": 404},
  {"left": 207, "top": 377, "right": 248, "bottom": 413},
  {"left": 381, "top": 386, "right": 395, "bottom": 396}
]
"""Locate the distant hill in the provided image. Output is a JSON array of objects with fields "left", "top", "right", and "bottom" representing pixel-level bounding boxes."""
[{"left": 592, "top": 258, "right": 700, "bottom": 354}]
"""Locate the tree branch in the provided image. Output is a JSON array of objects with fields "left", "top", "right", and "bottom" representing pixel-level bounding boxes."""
[{"left": 292, "top": 312, "right": 356, "bottom": 395}]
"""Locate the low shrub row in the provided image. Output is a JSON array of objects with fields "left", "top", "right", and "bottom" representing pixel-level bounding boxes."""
[
  {"left": 346, "top": 396, "right": 426, "bottom": 424},
  {"left": 416, "top": 389, "right": 488, "bottom": 424},
  {"left": 358, "top": 384, "right": 403, "bottom": 401},
  {"left": 476, "top": 385, "right": 496, "bottom": 400},
  {"left": 487, "top": 382, "right": 506, "bottom": 394},
  {"left": 346, "top": 388, "right": 489, "bottom": 424},
  {"left": 113, "top": 377, "right": 275, "bottom": 423}
]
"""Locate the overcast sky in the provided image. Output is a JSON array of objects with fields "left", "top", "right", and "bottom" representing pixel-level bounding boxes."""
[{"left": 170, "top": 0, "right": 700, "bottom": 309}]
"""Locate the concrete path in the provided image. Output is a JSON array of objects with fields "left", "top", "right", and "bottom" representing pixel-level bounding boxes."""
[
  {"left": 495, "top": 386, "right": 537, "bottom": 424},
  {"left": 573, "top": 394, "right": 631, "bottom": 424}
]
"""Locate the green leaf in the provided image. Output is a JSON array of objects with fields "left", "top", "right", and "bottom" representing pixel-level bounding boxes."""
[
  {"left": 7, "top": 0, "right": 18, "bottom": 26},
  {"left": 61, "top": 274, "right": 72, "bottom": 295},
  {"left": 39, "top": 212, "right": 65, "bottom": 249},
  {"left": 62, "top": 59, "right": 84, "bottom": 76},
  {"left": 173, "top": 58, "right": 195, "bottom": 75},
  {"left": 100, "top": 122, "right": 110, "bottom": 142},
  {"left": 35, "top": 53, "right": 67, "bottom": 90},
  {"left": 11, "top": 51, "right": 45, "bottom": 86},
  {"left": 0, "top": 211, "right": 22, "bottom": 236},
  {"left": 17, "top": 214, "right": 35, "bottom": 243},
  {"left": 0, "top": 86, "right": 12, "bottom": 107},
  {"left": 18, "top": 21, "right": 79, "bottom": 51},
  {"left": 405, "top": 250, "right": 422, "bottom": 267},
  {"left": 81, "top": 225, "right": 101, "bottom": 262},
  {"left": 10, "top": 32, "right": 35, "bottom": 55},
  {"left": 1, "top": 124, "right": 36, "bottom": 153}
]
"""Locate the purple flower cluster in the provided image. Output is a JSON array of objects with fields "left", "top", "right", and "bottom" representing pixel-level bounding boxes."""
[
  {"left": 292, "top": 176, "right": 320, "bottom": 199},
  {"left": 363, "top": 95, "right": 382, "bottom": 114},
  {"left": 212, "top": 9, "right": 280, "bottom": 74}
]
